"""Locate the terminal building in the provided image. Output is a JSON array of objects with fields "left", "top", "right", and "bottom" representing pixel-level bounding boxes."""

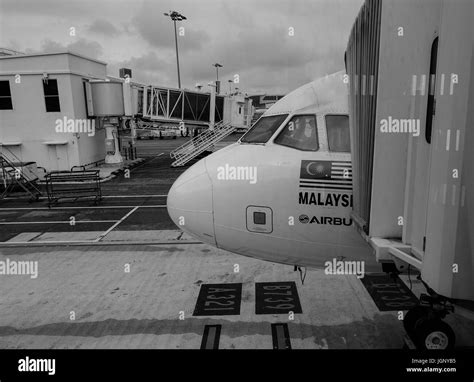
[
  {"left": 0, "top": 51, "right": 107, "bottom": 172},
  {"left": 247, "top": 94, "right": 285, "bottom": 124},
  {"left": 247, "top": 94, "right": 285, "bottom": 109}
]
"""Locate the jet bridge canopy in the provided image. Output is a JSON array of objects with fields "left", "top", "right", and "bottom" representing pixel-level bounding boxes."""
[{"left": 140, "top": 86, "right": 224, "bottom": 126}]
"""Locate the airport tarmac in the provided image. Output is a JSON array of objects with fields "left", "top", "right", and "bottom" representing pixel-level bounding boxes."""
[
  {"left": 1, "top": 243, "right": 474, "bottom": 349},
  {"left": 0, "top": 134, "right": 239, "bottom": 244},
  {"left": 1, "top": 134, "right": 474, "bottom": 350}
]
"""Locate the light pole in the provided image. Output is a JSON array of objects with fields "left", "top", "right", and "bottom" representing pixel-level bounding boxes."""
[
  {"left": 213, "top": 63, "right": 222, "bottom": 94},
  {"left": 164, "top": 11, "right": 186, "bottom": 89}
]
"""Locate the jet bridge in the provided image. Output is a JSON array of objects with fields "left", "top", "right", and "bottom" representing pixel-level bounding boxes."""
[
  {"left": 139, "top": 85, "right": 225, "bottom": 126},
  {"left": 345, "top": 0, "right": 473, "bottom": 350},
  {"left": 84, "top": 78, "right": 253, "bottom": 164}
]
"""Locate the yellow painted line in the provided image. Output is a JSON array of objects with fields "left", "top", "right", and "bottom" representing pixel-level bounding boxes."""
[
  {"left": 0, "top": 240, "right": 202, "bottom": 247},
  {"left": 2, "top": 194, "right": 167, "bottom": 200},
  {"left": 0, "top": 205, "right": 167, "bottom": 210},
  {"left": 95, "top": 206, "right": 139, "bottom": 242},
  {"left": 0, "top": 220, "right": 117, "bottom": 225},
  {"left": 102, "top": 195, "right": 167, "bottom": 198}
]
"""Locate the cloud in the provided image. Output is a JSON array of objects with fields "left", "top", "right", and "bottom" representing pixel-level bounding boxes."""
[
  {"left": 0, "top": 0, "right": 95, "bottom": 17},
  {"left": 173, "top": 4, "right": 353, "bottom": 94},
  {"left": 131, "top": 4, "right": 210, "bottom": 52},
  {"left": 1, "top": 0, "right": 364, "bottom": 93},
  {"left": 107, "top": 52, "right": 173, "bottom": 84},
  {"left": 36, "top": 38, "right": 104, "bottom": 59},
  {"left": 87, "top": 19, "right": 121, "bottom": 37}
]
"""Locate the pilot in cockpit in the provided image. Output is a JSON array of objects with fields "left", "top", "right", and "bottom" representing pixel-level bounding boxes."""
[{"left": 276, "top": 116, "right": 317, "bottom": 151}]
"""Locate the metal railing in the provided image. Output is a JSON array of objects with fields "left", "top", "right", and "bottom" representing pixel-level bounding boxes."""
[
  {"left": 170, "top": 121, "right": 235, "bottom": 167},
  {"left": 0, "top": 147, "right": 42, "bottom": 200}
]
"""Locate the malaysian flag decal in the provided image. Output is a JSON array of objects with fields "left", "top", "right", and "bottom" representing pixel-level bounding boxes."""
[{"left": 299, "top": 160, "right": 352, "bottom": 191}]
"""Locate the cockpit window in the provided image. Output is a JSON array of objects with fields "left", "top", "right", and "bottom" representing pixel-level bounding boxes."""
[
  {"left": 326, "top": 114, "right": 350, "bottom": 152},
  {"left": 274, "top": 115, "right": 319, "bottom": 151},
  {"left": 240, "top": 114, "right": 288, "bottom": 144}
]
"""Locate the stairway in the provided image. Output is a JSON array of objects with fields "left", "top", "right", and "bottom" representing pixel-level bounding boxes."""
[
  {"left": 0, "top": 153, "right": 42, "bottom": 200},
  {"left": 170, "top": 121, "right": 235, "bottom": 167}
]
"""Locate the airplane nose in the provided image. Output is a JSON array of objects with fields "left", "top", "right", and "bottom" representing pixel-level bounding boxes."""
[{"left": 167, "top": 159, "right": 216, "bottom": 245}]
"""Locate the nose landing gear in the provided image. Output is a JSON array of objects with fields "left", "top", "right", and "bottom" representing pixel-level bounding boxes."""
[{"left": 403, "top": 278, "right": 456, "bottom": 350}]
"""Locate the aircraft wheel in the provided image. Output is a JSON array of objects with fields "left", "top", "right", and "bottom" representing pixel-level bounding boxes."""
[
  {"left": 403, "top": 306, "right": 430, "bottom": 336},
  {"left": 415, "top": 319, "right": 455, "bottom": 350}
]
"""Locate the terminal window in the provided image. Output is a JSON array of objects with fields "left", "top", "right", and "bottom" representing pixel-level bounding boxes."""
[
  {"left": 326, "top": 114, "right": 350, "bottom": 152},
  {"left": 43, "top": 79, "right": 61, "bottom": 112},
  {"left": 0, "top": 80, "right": 13, "bottom": 110}
]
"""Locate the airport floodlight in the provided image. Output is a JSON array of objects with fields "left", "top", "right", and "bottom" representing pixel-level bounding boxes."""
[
  {"left": 164, "top": 11, "right": 187, "bottom": 21},
  {"left": 213, "top": 63, "right": 223, "bottom": 81}
]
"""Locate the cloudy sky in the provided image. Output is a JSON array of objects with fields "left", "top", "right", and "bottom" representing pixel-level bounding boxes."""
[{"left": 0, "top": 0, "right": 363, "bottom": 95}]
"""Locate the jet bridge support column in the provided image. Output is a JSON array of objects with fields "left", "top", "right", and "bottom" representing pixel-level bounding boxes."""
[
  {"left": 208, "top": 82, "right": 216, "bottom": 130},
  {"left": 104, "top": 118, "right": 123, "bottom": 164}
]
